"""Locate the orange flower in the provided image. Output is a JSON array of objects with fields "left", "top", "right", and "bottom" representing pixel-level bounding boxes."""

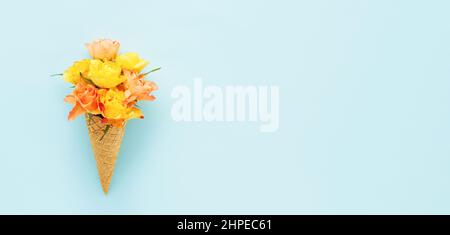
[
  {"left": 64, "top": 82, "right": 101, "bottom": 120},
  {"left": 85, "top": 39, "right": 120, "bottom": 61},
  {"left": 101, "top": 117, "right": 126, "bottom": 127},
  {"left": 122, "top": 70, "right": 158, "bottom": 105}
]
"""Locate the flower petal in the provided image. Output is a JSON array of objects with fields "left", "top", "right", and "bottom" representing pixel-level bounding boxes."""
[{"left": 68, "top": 103, "right": 85, "bottom": 121}]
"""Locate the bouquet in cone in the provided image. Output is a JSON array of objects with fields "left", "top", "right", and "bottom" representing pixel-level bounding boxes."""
[{"left": 57, "top": 39, "right": 159, "bottom": 193}]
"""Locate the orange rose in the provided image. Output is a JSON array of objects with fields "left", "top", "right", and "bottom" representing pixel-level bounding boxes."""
[
  {"left": 122, "top": 70, "right": 158, "bottom": 105},
  {"left": 64, "top": 82, "right": 101, "bottom": 120},
  {"left": 85, "top": 39, "right": 120, "bottom": 61}
]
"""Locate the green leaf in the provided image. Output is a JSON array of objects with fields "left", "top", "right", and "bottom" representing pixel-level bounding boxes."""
[
  {"left": 87, "top": 113, "right": 93, "bottom": 125},
  {"left": 79, "top": 72, "right": 99, "bottom": 88},
  {"left": 82, "top": 76, "right": 95, "bottom": 85},
  {"left": 99, "top": 125, "right": 111, "bottom": 141}
]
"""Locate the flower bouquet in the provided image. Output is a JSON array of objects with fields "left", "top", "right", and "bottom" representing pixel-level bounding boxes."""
[{"left": 57, "top": 39, "right": 159, "bottom": 193}]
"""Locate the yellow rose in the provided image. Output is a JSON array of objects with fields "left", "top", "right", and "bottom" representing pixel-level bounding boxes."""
[
  {"left": 116, "top": 52, "right": 149, "bottom": 72},
  {"left": 63, "top": 59, "right": 90, "bottom": 84},
  {"left": 99, "top": 89, "right": 143, "bottom": 120},
  {"left": 87, "top": 60, "right": 125, "bottom": 88}
]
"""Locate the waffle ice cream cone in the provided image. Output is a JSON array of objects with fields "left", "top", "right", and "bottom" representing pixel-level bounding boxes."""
[{"left": 85, "top": 114, "right": 126, "bottom": 194}]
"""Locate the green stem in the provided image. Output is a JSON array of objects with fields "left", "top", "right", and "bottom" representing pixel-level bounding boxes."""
[
  {"left": 50, "top": 73, "right": 63, "bottom": 77},
  {"left": 143, "top": 67, "right": 161, "bottom": 76}
]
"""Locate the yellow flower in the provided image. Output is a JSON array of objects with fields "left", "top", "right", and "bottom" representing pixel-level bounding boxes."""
[
  {"left": 116, "top": 52, "right": 149, "bottom": 72},
  {"left": 87, "top": 60, "right": 125, "bottom": 88},
  {"left": 98, "top": 89, "right": 143, "bottom": 120},
  {"left": 63, "top": 59, "right": 90, "bottom": 84}
]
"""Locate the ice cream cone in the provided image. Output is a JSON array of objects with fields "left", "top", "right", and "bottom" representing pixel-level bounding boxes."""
[{"left": 85, "top": 114, "right": 126, "bottom": 194}]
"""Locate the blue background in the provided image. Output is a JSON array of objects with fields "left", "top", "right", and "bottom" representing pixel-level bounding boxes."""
[{"left": 0, "top": 0, "right": 449, "bottom": 214}]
